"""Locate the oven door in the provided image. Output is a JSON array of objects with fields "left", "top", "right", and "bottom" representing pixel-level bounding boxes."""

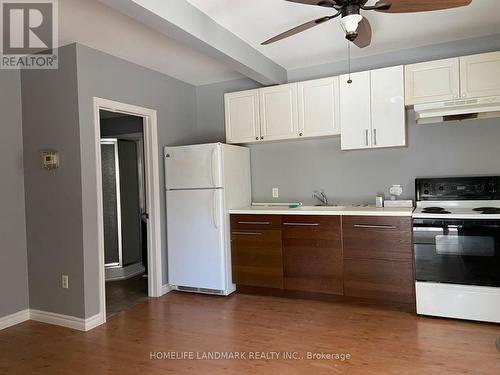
[{"left": 413, "top": 219, "right": 500, "bottom": 287}]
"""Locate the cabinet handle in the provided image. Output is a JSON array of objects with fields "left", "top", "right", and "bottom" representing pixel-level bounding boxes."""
[
  {"left": 260, "top": 136, "right": 264, "bottom": 140},
  {"left": 283, "top": 222, "right": 319, "bottom": 226},
  {"left": 364, "top": 129, "right": 369, "bottom": 146},
  {"left": 373, "top": 129, "right": 377, "bottom": 146},
  {"left": 237, "top": 221, "right": 271, "bottom": 225},
  {"left": 255, "top": 137, "right": 259, "bottom": 140},
  {"left": 232, "top": 231, "right": 262, "bottom": 236},
  {"left": 353, "top": 224, "right": 397, "bottom": 229},
  {"left": 299, "top": 133, "right": 303, "bottom": 136}
]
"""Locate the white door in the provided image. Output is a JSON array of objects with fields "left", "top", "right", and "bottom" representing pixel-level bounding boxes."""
[
  {"left": 371, "top": 66, "right": 406, "bottom": 148},
  {"left": 340, "top": 71, "right": 372, "bottom": 150},
  {"left": 298, "top": 77, "right": 340, "bottom": 138},
  {"left": 224, "top": 90, "right": 261, "bottom": 144},
  {"left": 460, "top": 51, "right": 500, "bottom": 99},
  {"left": 260, "top": 83, "right": 299, "bottom": 141},
  {"left": 405, "top": 58, "right": 460, "bottom": 105},
  {"left": 165, "top": 143, "right": 222, "bottom": 189},
  {"left": 167, "top": 189, "right": 226, "bottom": 290}
]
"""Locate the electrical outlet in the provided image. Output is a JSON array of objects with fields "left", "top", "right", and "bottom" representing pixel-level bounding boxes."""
[
  {"left": 62, "top": 275, "right": 69, "bottom": 289},
  {"left": 272, "top": 188, "right": 279, "bottom": 198}
]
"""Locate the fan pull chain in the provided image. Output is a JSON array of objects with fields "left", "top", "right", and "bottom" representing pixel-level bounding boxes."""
[{"left": 347, "top": 41, "right": 352, "bottom": 84}]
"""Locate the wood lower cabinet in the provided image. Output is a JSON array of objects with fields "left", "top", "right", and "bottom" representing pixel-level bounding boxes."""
[
  {"left": 282, "top": 215, "right": 343, "bottom": 295},
  {"left": 230, "top": 215, "right": 283, "bottom": 288},
  {"left": 342, "top": 216, "right": 414, "bottom": 306},
  {"left": 230, "top": 213, "right": 415, "bottom": 311}
]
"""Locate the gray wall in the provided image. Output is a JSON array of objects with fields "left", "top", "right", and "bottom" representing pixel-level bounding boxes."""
[
  {"left": 21, "top": 45, "right": 86, "bottom": 317},
  {"left": 75, "top": 43, "right": 198, "bottom": 318},
  {"left": 195, "top": 35, "right": 500, "bottom": 205},
  {"left": 288, "top": 33, "right": 500, "bottom": 82},
  {"left": 0, "top": 70, "right": 29, "bottom": 317}
]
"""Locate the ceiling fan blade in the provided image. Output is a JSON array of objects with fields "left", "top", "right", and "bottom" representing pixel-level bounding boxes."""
[
  {"left": 285, "top": 0, "right": 340, "bottom": 8},
  {"left": 261, "top": 15, "right": 336, "bottom": 45},
  {"left": 375, "top": 0, "right": 472, "bottom": 13},
  {"left": 353, "top": 17, "right": 372, "bottom": 48}
]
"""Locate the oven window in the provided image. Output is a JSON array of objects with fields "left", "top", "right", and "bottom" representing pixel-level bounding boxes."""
[{"left": 413, "top": 219, "right": 500, "bottom": 287}]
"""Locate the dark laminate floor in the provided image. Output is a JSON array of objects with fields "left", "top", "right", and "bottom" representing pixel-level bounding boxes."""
[
  {"left": 1, "top": 292, "right": 499, "bottom": 374},
  {"left": 105, "top": 273, "right": 148, "bottom": 317}
]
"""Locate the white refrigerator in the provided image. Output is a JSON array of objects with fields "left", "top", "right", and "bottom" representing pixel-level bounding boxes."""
[{"left": 165, "top": 143, "right": 251, "bottom": 295}]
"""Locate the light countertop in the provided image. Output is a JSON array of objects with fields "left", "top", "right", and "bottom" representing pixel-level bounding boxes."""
[{"left": 229, "top": 205, "right": 414, "bottom": 217}]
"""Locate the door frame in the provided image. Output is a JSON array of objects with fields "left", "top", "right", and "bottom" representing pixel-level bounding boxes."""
[{"left": 93, "top": 97, "right": 163, "bottom": 323}]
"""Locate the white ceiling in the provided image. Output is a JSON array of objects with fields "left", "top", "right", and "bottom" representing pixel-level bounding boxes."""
[
  {"left": 58, "top": 0, "right": 243, "bottom": 85},
  {"left": 187, "top": 0, "right": 500, "bottom": 70}
]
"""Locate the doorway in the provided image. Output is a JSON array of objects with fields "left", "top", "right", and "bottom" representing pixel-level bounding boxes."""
[
  {"left": 100, "top": 111, "right": 148, "bottom": 316},
  {"left": 93, "top": 98, "right": 162, "bottom": 324}
]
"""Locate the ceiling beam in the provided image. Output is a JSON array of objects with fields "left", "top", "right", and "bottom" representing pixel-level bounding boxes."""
[{"left": 98, "top": 0, "right": 287, "bottom": 85}]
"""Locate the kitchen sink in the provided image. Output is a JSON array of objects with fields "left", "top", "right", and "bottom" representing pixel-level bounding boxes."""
[{"left": 294, "top": 205, "right": 345, "bottom": 211}]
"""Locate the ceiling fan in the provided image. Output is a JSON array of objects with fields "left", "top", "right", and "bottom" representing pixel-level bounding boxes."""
[{"left": 262, "top": 0, "right": 473, "bottom": 48}]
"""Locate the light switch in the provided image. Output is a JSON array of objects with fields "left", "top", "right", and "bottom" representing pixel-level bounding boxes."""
[{"left": 272, "top": 188, "right": 279, "bottom": 198}]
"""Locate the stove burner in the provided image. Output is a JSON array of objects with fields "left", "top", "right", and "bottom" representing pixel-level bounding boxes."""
[
  {"left": 422, "top": 207, "right": 451, "bottom": 214},
  {"left": 473, "top": 207, "right": 500, "bottom": 214}
]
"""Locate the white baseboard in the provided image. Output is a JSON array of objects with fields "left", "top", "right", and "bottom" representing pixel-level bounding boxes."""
[
  {"left": 161, "top": 284, "right": 173, "bottom": 296},
  {"left": 29, "top": 310, "right": 105, "bottom": 331},
  {"left": 0, "top": 309, "right": 30, "bottom": 330}
]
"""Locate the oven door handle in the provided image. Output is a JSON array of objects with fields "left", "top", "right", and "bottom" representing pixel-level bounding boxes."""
[{"left": 413, "top": 227, "right": 445, "bottom": 232}]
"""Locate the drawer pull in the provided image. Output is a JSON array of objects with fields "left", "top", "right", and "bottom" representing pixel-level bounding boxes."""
[
  {"left": 353, "top": 224, "right": 397, "bottom": 229},
  {"left": 283, "top": 223, "right": 319, "bottom": 226},
  {"left": 232, "top": 231, "right": 262, "bottom": 236},
  {"left": 237, "top": 221, "right": 271, "bottom": 225}
]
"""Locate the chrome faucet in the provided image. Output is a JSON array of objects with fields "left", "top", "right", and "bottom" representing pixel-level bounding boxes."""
[{"left": 313, "top": 190, "right": 328, "bottom": 206}]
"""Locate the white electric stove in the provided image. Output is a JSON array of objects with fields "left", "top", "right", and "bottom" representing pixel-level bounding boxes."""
[{"left": 413, "top": 176, "right": 500, "bottom": 324}]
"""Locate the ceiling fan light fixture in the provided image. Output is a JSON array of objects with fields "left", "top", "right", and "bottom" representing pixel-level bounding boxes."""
[{"left": 340, "top": 14, "right": 363, "bottom": 41}]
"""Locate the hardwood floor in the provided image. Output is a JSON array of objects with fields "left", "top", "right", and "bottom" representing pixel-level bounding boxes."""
[{"left": 1, "top": 292, "right": 499, "bottom": 374}]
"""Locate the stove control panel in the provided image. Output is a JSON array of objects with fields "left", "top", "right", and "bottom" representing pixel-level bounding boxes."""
[{"left": 416, "top": 176, "right": 500, "bottom": 201}]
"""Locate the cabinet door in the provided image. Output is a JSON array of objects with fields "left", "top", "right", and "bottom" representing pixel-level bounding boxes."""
[
  {"left": 224, "top": 90, "right": 260, "bottom": 144},
  {"left": 340, "top": 71, "right": 372, "bottom": 150},
  {"left": 405, "top": 58, "right": 460, "bottom": 105},
  {"left": 282, "top": 216, "right": 343, "bottom": 295},
  {"left": 344, "top": 259, "right": 415, "bottom": 304},
  {"left": 231, "top": 229, "right": 283, "bottom": 289},
  {"left": 460, "top": 51, "right": 500, "bottom": 98},
  {"left": 371, "top": 66, "right": 406, "bottom": 148},
  {"left": 259, "top": 83, "right": 299, "bottom": 141},
  {"left": 297, "top": 77, "right": 340, "bottom": 138}
]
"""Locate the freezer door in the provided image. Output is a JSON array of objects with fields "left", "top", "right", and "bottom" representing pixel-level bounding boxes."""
[
  {"left": 165, "top": 143, "right": 222, "bottom": 189},
  {"left": 167, "top": 189, "right": 226, "bottom": 290}
]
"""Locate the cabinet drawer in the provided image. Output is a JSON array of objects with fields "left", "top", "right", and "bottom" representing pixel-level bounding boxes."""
[
  {"left": 231, "top": 229, "right": 283, "bottom": 289},
  {"left": 342, "top": 216, "right": 412, "bottom": 261},
  {"left": 344, "top": 259, "right": 414, "bottom": 304},
  {"left": 231, "top": 214, "right": 281, "bottom": 230},
  {"left": 282, "top": 216, "right": 343, "bottom": 295}
]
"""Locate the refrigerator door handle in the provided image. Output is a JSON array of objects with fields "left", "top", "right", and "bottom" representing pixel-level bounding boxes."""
[
  {"left": 211, "top": 146, "right": 219, "bottom": 187},
  {"left": 212, "top": 190, "right": 219, "bottom": 229}
]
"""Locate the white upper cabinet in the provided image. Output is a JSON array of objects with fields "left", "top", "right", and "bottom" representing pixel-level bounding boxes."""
[
  {"left": 259, "top": 83, "right": 299, "bottom": 141},
  {"left": 297, "top": 77, "right": 340, "bottom": 138},
  {"left": 405, "top": 58, "right": 460, "bottom": 106},
  {"left": 340, "top": 71, "right": 372, "bottom": 150},
  {"left": 371, "top": 66, "right": 406, "bottom": 148},
  {"left": 224, "top": 90, "right": 260, "bottom": 144},
  {"left": 460, "top": 51, "right": 500, "bottom": 99}
]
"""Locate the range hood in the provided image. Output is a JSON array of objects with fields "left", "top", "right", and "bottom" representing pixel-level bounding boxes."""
[{"left": 414, "top": 96, "right": 500, "bottom": 125}]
